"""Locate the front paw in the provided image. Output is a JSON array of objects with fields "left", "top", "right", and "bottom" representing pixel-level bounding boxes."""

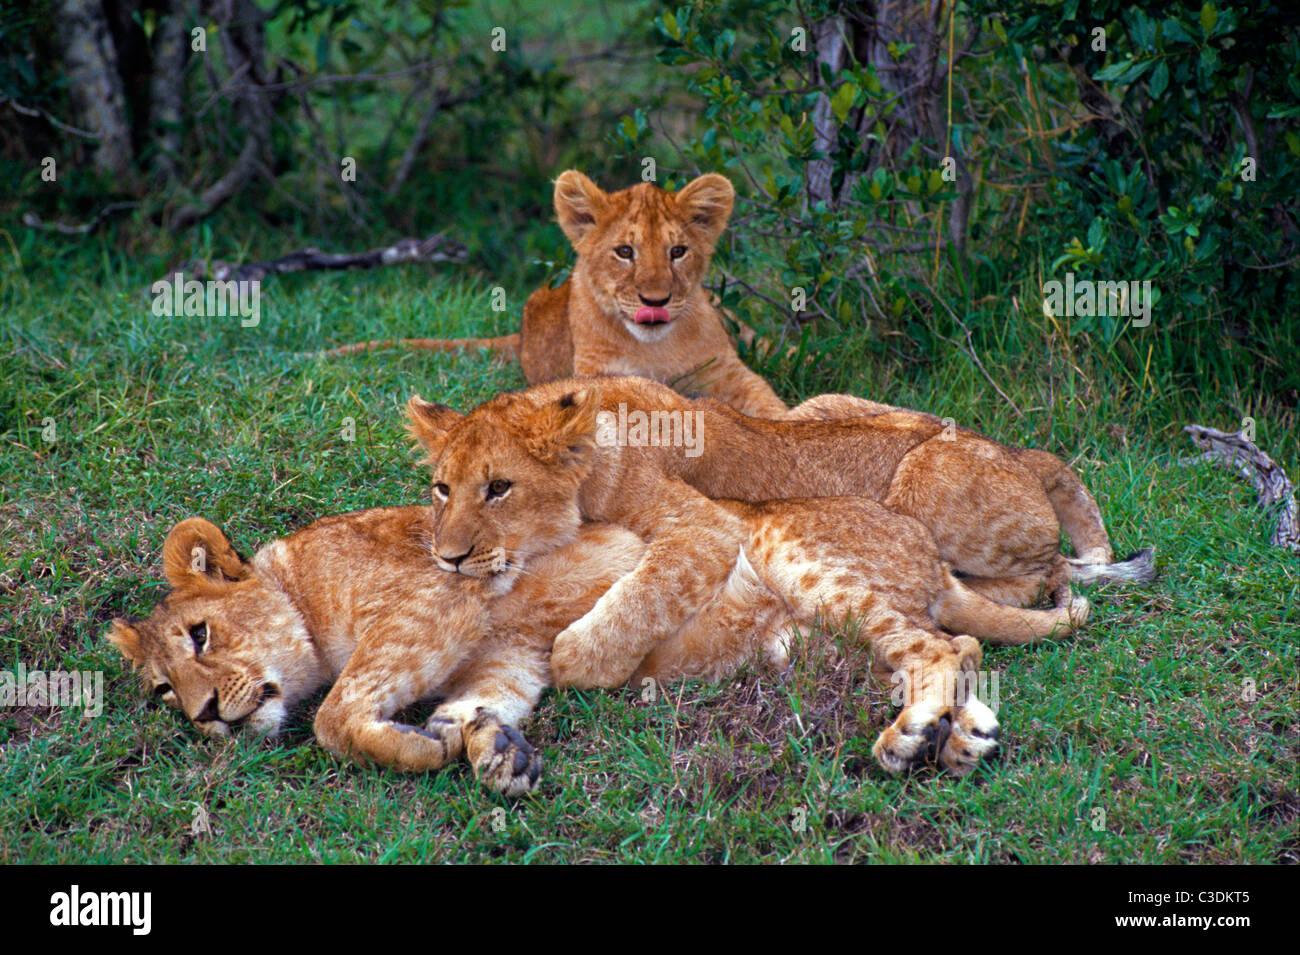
[
  {"left": 420, "top": 713, "right": 466, "bottom": 761},
  {"left": 469, "top": 721, "right": 542, "bottom": 796},
  {"left": 938, "top": 696, "right": 1001, "bottom": 775}
]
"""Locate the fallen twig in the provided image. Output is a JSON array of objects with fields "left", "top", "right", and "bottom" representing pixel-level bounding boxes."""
[
  {"left": 155, "top": 233, "right": 467, "bottom": 285},
  {"left": 1181, "top": 424, "right": 1299, "bottom": 554}
]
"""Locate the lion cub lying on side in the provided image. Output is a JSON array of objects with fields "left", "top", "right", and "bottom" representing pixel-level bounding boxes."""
[
  {"left": 107, "top": 507, "right": 645, "bottom": 794},
  {"left": 408, "top": 389, "right": 1090, "bottom": 775}
]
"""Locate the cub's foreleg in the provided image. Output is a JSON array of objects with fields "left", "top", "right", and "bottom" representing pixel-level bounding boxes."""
[
  {"left": 867, "top": 614, "right": 999, "bottom": 776},
  {"left": 426, "top": 648, "right": 552, "bottom": 796},
  {"left": 632, "top": 545, "right": 791, "bottom": 684},
  {"left": 550, "top": 483, "right": 748, "bottom": 688},
  {"left": 457, "top": 521, "right": 646, "bottom": 792},
  {"left": 313, "top": 601, "right": 491, "bottom": 774}
]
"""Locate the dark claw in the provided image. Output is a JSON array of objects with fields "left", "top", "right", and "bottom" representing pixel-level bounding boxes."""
[
  {"left": 502, "top": 725, "right": 531, "bottom": 751},
  {"left": 512, "top": 747, "right": 530, "bottom": 775},
  {"left": 527, "top": 759, "right": 542, "bottom": 784},
  {"left": 928, "top": 717, "right": 952, "bottom": 761}
]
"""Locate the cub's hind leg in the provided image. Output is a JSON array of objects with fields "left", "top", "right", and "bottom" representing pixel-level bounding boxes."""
[
  {"left": 953, "top": 553, "right": 1073, "bottom": 611},
  {"left": 883, "top": 437, "right": 1064, "bottom": 605},
  {"left": 930, "top": 567, "right": 1088, "bottom": 645}
]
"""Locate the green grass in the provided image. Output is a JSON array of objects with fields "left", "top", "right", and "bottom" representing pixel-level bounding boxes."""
[{"left": 1, "top": 251, "right": 1297, "bottom": 864}]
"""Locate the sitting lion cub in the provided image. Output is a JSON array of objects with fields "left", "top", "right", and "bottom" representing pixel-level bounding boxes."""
[
  {"left": 107, "top": 507, "right": 646, "bottom": 794},
  {"left": 407, "top": 387, "right": 1093, "bottom": 774}
]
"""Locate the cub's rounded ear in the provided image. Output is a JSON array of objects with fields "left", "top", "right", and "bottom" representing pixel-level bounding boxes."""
[
  {"left": 107, "top": 618, "right": 144, "bottom": 666},
  {"left": 161, "top": 517, "right": 251, "bottom": 591},
  {"left": 675, "top": 173, "right": 735, "bottom": 241},
  {"left": 525, "top": 386, "right": 602, "bottom": 465},
  {"left": 406, "top": 395, "right": 463, "bottom": 462},
  {"left": 554, "top": 170, "right": 607, "bottom": 245}
]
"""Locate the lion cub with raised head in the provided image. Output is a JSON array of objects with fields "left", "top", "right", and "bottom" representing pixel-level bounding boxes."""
[
  {"left": 520, "top": 170, "right": 785, "bottom": 417},
  {"left": 323, "top": 171, "right": 787, "bottom": 419},
  {"left": 107, "top": 507, "right": 645, "bottom": 794},
  {"left": 408, "top": 374, "right": 1132, "bottom": 625},
  {"left": 408, "top": 386, "right": 1091, "bottom": 774}
]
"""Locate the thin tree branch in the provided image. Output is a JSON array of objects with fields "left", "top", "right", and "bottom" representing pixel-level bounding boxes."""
[{"left": 157, "top": 233, "right": 468, "bottom": 285}]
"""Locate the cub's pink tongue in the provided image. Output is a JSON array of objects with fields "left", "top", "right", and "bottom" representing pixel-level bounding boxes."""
[{"left": 633, "top": 306, "right": 671, "bottom": 324}]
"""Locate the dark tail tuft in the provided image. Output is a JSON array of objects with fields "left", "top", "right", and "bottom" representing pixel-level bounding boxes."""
[{"left": 1066, "top": 546, "right": 1156, "bottom": 585}]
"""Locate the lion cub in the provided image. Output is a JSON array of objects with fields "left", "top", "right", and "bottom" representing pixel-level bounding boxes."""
[
  {"left": 407, "top": 389, "right": 1091, "bottom": 774},
  {"left": 107, "top": 507, "right": 645, "bottom": 794},
  {"left": 320, "top": 171, "right": 786, "bottom": 418}
]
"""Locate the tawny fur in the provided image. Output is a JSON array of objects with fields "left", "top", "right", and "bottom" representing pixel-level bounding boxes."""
[
  {"left": 107, "top": 508, "right": 645, "bottom": 795},
  {"left": 781, "top": 392, "right": 1155, "bottom": 587},
  {"left": 407, "top": 385, "right": 1096, "bottom": 775},
  {"left": 317, "top": 172, "right": 1130, "bottom": 577},
  {"left": 633, "top": 498, "right": 1088, "bottom": 775},
  {"left": 318, "top": 171, "right": 787, "bottom": 417},
  {"left": 409, "top": 376, "right": 1102, "bottom": 619},
  {"left": 107, "top": 504, "right": 1037, "bottom": 785}
]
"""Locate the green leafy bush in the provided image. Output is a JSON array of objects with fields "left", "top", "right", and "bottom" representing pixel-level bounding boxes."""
[{"left": 639, "top": 0, "right": 1299, "bottom": 412}]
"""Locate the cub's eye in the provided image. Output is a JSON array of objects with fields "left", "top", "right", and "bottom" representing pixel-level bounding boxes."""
[
  {"left": 614, "top": 245, "right": 634, "bottom": 260},
  {"left": 486, "top": 479, "right": 512, "bottom": 500},
  {"left": 153, "top": 683, "right": 173, "bottom": 699},
  {"left": 670, "top": 245, "right": 687, "bottom": 259},
  {"left": 433, "top": 482, "right": 450, "bottom": 500},
  {"left": 189, "top": 622, "right": 208, "bottom": 653}
]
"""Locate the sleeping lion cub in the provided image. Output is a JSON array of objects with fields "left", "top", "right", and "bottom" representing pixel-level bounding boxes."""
[
  {"left": 107, "top": 496, "right": 1078, "bottom": 790},
  {"left": 408, "top": 384, "right": 1093, "bottom": 774}
]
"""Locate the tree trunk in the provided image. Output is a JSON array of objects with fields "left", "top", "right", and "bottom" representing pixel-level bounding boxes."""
[
  {"left": 806, "top": 16, "right": 848, "bottom": 208},
  {"left": 149, "top": 0, "right": 191, "bottom": 184},
  {"left": 828, "top": 0, "right": 973, "bottom": 253},
  {"left": 170, "top": 0, "right": 273, "bottom": 230},
  {"left": 52, "top": 0, "right": 135, "bottom": 180}
]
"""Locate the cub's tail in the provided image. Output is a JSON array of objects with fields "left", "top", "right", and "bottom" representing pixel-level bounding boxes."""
[
  {"left": 312, "top": 332, "right": 521, "bottom": 359},
  {"left": 930, "top": 569, "right": 1090, "bottom": 646},
  {"left": 1013, "top": 447, "right": 1156, "bottom": 585}
]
